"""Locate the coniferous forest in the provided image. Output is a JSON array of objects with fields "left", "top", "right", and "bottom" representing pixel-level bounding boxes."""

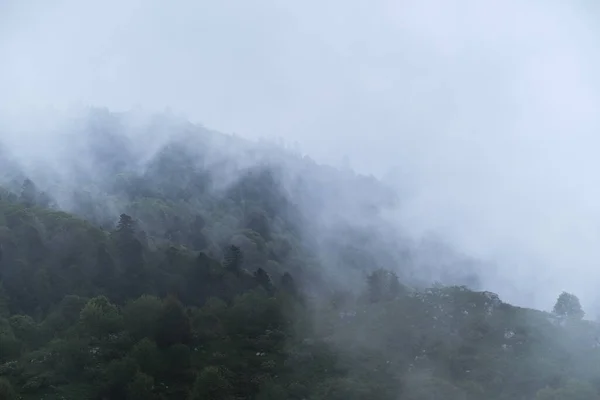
[{"left": 0, "top": 109, "right": 599, "bottom": 400}]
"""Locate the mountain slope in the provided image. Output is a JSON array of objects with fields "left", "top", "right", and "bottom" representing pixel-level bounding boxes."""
[{"left": 0, "top": 109, "right": 597, "bottom": 399}]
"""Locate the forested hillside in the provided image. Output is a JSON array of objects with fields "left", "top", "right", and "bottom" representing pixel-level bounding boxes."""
[{"left": 0, "top": 109, "right": 598, "bottom": 399}]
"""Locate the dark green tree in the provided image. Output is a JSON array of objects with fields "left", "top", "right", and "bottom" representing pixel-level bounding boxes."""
[
  {"left": 224, "top": 244, "right": 243, "bottom": 272},
  {"left": 103, "top": 357, "right": 139, "bottom": 399},
  {"left": 386, "top": 271, "right": 405, "bottom": 300},
  {"left": 156, "top": 296, "right": 191, "bottom": 348},
  {"left": 19, "top": 178, "right": 37, "bottom": 207},
  {"left": 254, "top": 267, "right": 274, "bottom": 294},
  {"left": 0, "top": 377, "right": 17, "bottom": 400},
  {"left": 130, "top": 338, "right": 161, "bottom": 376},
  {"left": 127, "top": 371, "right": 156, "bottom": 400},
  {"left": 116, "top": 213, "right": 135, "bottom": 235},
  {"left": 367, "top": 269, "right": 387, "bottom": 303},
  {"left": 245, "top": 209, "right": 271, "bottom": 240},
  {"left": 553, "top": 291, "right": 584, "bottom": 320},
  {"left": 189, "top": 366, "right": 234, "bottom": 400},
  {"left": 124, "top": 295, "right": 163, "bottom": 341},
  {"left": 79, "top": 295, "right": 123, "bottom": 338},
  {"left": 93, "top": 243, "right": 116, "bottom": 294},
  {"left": 280, "top": 272, "right": 297, "bottom": 296},
  {"left": 113, "top": 214, "right": 146, "bottom": 297},
  {"left": 189, "top": 215, "right": 208, "bottom": 250}
]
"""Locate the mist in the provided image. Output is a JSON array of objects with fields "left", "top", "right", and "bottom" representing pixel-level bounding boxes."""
[{"left": 2, "top": 0, "right": 600, "bottom": 311}]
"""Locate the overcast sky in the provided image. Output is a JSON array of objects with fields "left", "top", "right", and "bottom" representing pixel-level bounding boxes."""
[{"left": 2, "top": 0, "right": 600, "bottom": 310}]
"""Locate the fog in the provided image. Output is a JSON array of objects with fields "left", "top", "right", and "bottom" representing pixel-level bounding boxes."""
[{"left": 2, "top": 0, "right": 600, "bottom": 311}]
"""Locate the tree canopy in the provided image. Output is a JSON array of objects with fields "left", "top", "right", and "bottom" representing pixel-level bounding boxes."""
[{"left": 0, "top": 109, "right": 597, "bottom": 399}]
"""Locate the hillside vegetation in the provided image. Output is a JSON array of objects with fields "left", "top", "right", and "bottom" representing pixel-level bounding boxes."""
[{"left": 0, "top": 109, "right": 598, "bottom": 400}]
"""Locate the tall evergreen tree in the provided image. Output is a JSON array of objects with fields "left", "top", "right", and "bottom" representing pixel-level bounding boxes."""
[
  {"left": 224, "top": 245, "right": 243, "bottom": 272},
  {"left": 19, "top": 178, "right": 37, "bottom": 207}
]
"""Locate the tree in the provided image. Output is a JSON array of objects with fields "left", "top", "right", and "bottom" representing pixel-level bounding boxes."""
[
  {"left": 367, "top": 269, "right": 405, "bottom": 303},
  {"left": 9, "top": 314, "right": 39, "bottom": 346},
  {"left": 189, "top": 366, "right": 234, "bottom": 400},
  {"left": 103, "top": 357, "right": 139, "bottom": 399},
  {"left": 245, "top": 209, "right": 271, "bottom": 240},
  {"left": 367, "top": 269, "right": 387, "bottom": 303},
  {"left": 93, "top": 243, "right": 116, "bottom": 293},
  {"left": 54, "top": 295, "right": 88, "bottom": 328},
  {"left": 0, "top": 329, "right": 21, "bottom": 363},
  {"left": 223, "top": 245, "right": 243, "bottom": 272},
  {"left": 80, "top": 295, "right": 123, "bottom": 338},
  {"left": 387, "top": 271, "right": 405, "bottom": 300},
  {"left": 280, "top": 272, "right": 297, "bottom": 297},
  {"left": 254, "top": 267, "right": 274, "bottom": 294},
  {"left": 0, "top": 377, "right": 17, "bottom": 400},
  {"left": 553, "top": 291, "right": 584, "bottom": 320},
  {"left": 0, "top": 282, "right": 9, "bottom": 317},
  {"left": 189, "top": 215, "right": 208, "bottom": 250},
  {"left": 19, "top": 178, "right": 37, "bottom": 207},
  {"left": 311, "top": 377, "right": 371, "bottom": 400},
  {"left": 36, "top": 190, "right": 53, "bottom": 208},
  {"left": 116, "top": 213, "right": 136, "bottom": 236},
  {"left": 156, "top": 296, "right": 191, "bottom": 347},
  {"left": 113, "top": 214, "right": 146, "bottom": 297},
  {"left": 123, "top": 295, "right": 163, "bottom": 341},
  {"left": 130, "top": 338, "right": 161, "bottom": 377},
  {"left": 257, "top": 381, "right": 288, "bottom": 400},
  {"left": 127, "top": 371, "right": 156, "bottom": 400}
]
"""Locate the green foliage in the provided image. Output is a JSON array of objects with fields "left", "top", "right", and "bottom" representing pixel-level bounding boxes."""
[
  {"left": 19, "top": 178, "right": 37, "bottom": 208},
  {"left": 9, "top": 314, "right": 40, "bottom": 346},
  {"left": 0, "top": 282, "right": 9, "bottom": 317},
  {"left": 103, "top": 356, "right": 139, "bottom": 398},
  {"left": 311, "top": 377, "right": 374, "bottom": 400},
  {"left": 367, "top": 269, "right": 405, "bottom": 303},
  {"left": 124, "top": 295, "right": 163, "bottom": 341},
  {"left": 156, "top": 296, "right": 191, "bottom": 348},
  {"left": 128, "top": 371, "right": 156, "bottom": 400},
  {"left": 80, "top": 295, "right": 123, "bottom": 337},
  {"left": 0, "top": 319, "right": 21, "bottom": 362},
  {"left": 1, "top": 111, "right": 600, "bottom": 400},
  {"left": 224, "top": 244, "right": 244, "bottom": 272},
  {"left": 130, "top": 338, "right": 161, "bottom": 376},
  {"left": 0, "top": 377, "right": 17, "bottom": 400},
  {"left": 553, "top": 292, "right": 584, "bottom": 320},
  {"left": 189, "top": 366, "right": 234, "bottom": 400}
]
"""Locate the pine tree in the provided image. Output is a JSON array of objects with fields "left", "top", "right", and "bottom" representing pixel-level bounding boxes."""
[
  {"left": 280, "top": 272, "right": 297, "bottom": 296},
  {"left": 254, "top": 267, "right": 274, "bottom": 294},
  {"left": 113, "top": 214, "right": 145, "bottom": 298},
  {"left": 19, "top": 178, "right": 37, "bottom": 207},
  {"left": 116, "top": 213, "right": 135, "bottom": 236},
  {"left": 223, "top": 245, "right": 243, "bottom": 272},
  {"left": 367, "top": 269, "right": 386, "bottom": 303}
]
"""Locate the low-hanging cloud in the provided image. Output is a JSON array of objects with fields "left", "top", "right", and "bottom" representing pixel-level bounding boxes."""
[{"left": 2, "top": 0, "right": 600, "bottom": 311}]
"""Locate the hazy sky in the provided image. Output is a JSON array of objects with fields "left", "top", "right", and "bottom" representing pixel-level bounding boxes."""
[{"left": 3, "top": 0, "right": 600, "bottom": 310}]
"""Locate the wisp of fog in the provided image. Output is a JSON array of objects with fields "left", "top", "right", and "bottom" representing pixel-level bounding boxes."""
[{"left": 2, "top": 0, "right": 600, "bottom": 311}]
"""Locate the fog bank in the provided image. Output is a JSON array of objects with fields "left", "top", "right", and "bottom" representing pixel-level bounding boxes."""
[{"left": 2, "top": 0, "right": 600, "bottom": 311}]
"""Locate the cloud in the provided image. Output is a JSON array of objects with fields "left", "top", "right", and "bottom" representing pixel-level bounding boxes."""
[{"left": 2, "top": 0, "right": 600, "bottom": 310}]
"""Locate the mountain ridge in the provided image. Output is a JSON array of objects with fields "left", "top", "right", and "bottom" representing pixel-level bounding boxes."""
[{"left": 0, "top": 108, "right": 596, "bottom": 399}]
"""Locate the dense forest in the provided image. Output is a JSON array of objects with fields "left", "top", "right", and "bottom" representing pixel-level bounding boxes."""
[{"left": 0, "top": 108, "right": 598, "bottom": 399}]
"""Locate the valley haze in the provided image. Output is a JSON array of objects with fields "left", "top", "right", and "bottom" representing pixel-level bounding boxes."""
[{"left": 2, "top": 0, "right": 600, "bottom": 312}]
